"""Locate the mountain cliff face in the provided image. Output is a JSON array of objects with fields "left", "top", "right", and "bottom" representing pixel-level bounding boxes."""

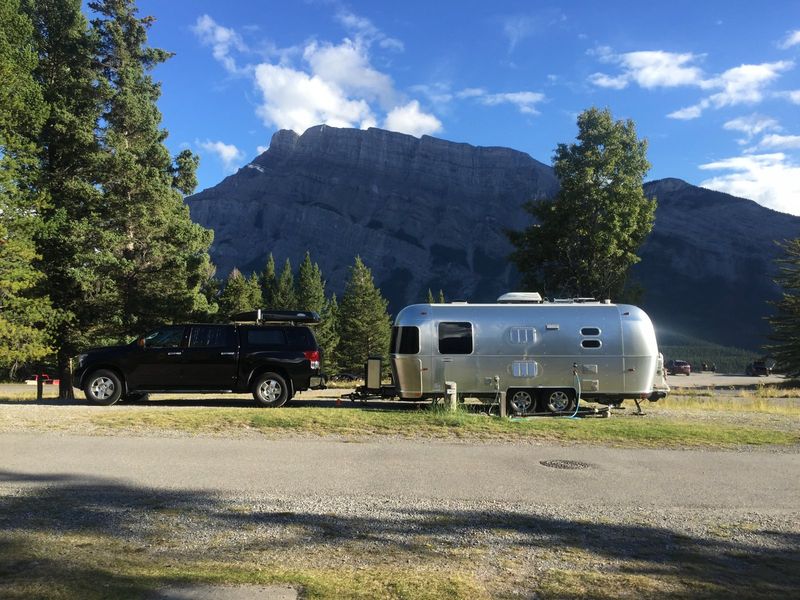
[
  {"left": 187, "top": 125, "right": 800, "bottom": 351},
  {"left": 187, "top": 125, "right": 559, "bottom": 308}
]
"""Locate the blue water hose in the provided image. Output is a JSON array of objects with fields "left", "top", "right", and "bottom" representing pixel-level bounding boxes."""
[{"left": 564, "top": 367, "right": 581, "bottom": 419}]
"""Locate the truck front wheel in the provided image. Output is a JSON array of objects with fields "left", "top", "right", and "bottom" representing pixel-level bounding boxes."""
[
  {"left": 252, "top": 372, "right": 289, "bottom": 407},
  {"left": 84, "top": 369, "right": 123, "bottom": 406}
]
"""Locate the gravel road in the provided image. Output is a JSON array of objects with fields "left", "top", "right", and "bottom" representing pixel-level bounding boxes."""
[
  {"left": 2, "top": 382, "right": 799, "bottom": 598},
  {"left": 3, "top": 433, "right": 799, "bottom": 508}
]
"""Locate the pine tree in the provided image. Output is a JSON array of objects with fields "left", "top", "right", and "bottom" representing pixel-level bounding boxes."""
[
  {"left": 507, "top": 107, "right": 655, "bottom": 300},
  {"left": 260, "top": 253, "right": 277, "bottom": 309},
  {"left": 24, "top": 0, "right": 110, "bottom": 398},
  {"left": 89, "top": 0, "right": 214, "bottom": 336},
  {"left": 315, "top": 294, "right": 340, "bottom": 376},
  {"left": 296, "top": 251, "right": 325, "bottom": 314},
  {"left": 437, "top": 289, "right": 446, "bottom": 304},
  {"left": 272, "top": 258, "right": 297, "bottom": 309},
  {"left": 0, "top": 0, "right": 52, "bottom": 372},
  {"left": 768, "top": 239, "right": 800, "bottom": 376},
  {"left": 338, "top": 257, "right": 392, "bottom": 373},
  {"left": 426, "top": 289, "right": 434, "bottom": 303},
  {"left": 218, "top": 268, "right": 262, "bottom": 318}
]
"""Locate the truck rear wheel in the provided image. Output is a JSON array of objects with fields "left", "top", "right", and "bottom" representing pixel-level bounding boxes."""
[
  {"left": 252, "top": 372, "right": 289, "bottom": 407},
  {"left": 545, "top": 389, "right": 576, "bottom": 414}
]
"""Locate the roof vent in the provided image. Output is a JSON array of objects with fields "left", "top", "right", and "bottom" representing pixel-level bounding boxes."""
[{"left": 497, "top": 292, "right": 543, "bottom": 304}]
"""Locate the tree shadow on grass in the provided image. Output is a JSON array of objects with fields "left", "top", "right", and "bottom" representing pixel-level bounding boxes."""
[{"left": 0, "top": 470, "right": 798, "bottom": 599}]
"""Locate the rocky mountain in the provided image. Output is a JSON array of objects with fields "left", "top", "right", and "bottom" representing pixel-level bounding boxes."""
[{"left": 187, "top": 125, "right": 800, "bottom": 351}]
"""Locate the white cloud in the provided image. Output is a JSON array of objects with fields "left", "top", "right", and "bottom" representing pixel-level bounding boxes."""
[
  {"left": 588, "top": 72, "right": 629, "bottom": 89},
  {"left": 303, "top": 40, "right": 396, "bottom": 108},
  {"left": 707, "top": 61, "right": 792, "bottom": 106},
  {"left": 384, "top": 101, "right": 442, "bottom": 137},
  {"left": 456, "top": 87, "right": 487, "bottom": 99},
  {"left": 198, "top": 140, "right": 245, "bottom": 172},
  {"left": 480, "top": 91, "right": 546, "bottom": 114},
  {"left": 256, "top": 145, "right": 268, "bottom": 154},
  {"left": 501, "top": 11, "right": 565, "bottom": 52},
  {"left": 667, "top": 104, "right": 704, "bottom": 120},
  {"left": 621, "top": 51, "right": 707, "bottom": 88},
  {"left": 588, "top": 46, "right": 795, "bottom": 120},
  {"left": 723, "top": 114, "right": 781, "bottom": 143},
  {"left": 335, "top": 9, "right": 404, "bottom": 51},
  {"left": 699, "top": 153, "right": 800, "bottom": 215},
  {"left": 192, "top": 15, "right": 246, "bottom": 74},
  {"left": 455, "top": 87, "right": 545, "bottom": 115},
  {"left": 253, "top": 63, "right": 376, "bottom": 132},
  {"left": 782, "top": 89, "right": 800, "bottom": 104},
  {"left": 589, "top": 50, "right": 706, "bottom": 90},
  {"left": 194, "top": 13, "right": 442, "bottom": 138},
  {"left": 779, "top": 29, "right": 800, "bottom": 49},
  {"left": 755, "top": 133, "right": 800, "bottom": 150},
  {"left": 668, "top": 60, "right": 793, "bottom": 119},
  {"left": 502, "top": 16, "right": 538, "bottom": 52}
]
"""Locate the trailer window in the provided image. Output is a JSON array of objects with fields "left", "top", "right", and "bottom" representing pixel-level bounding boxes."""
[
  {"left": 581, "top": 327, "right": 601, "bottom": 336},
  {"left": 581, "top": 339, "right": 602, "bottom": 349},
  {"left": 392, "top": 326, "right": 420, "bottom": 354},
  {"left": 438, "top": 322, "right": 473, "bottom": 354},
  {"left": 512, "top": 361, "right": 538, "bottom": 377},
  {"left": 509, "top": 326, "right": 537, "bottom": 344}
]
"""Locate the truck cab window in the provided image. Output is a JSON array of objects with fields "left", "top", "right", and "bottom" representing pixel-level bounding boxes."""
[
  {"left": 143, "top": 326, "right": 185, "bottom": 348},
  {"left": 189, "top": 326, "right": 235, "bottom": 348},
  {"left": 438, "top": 322, "right": 473, "bottom": 354}
]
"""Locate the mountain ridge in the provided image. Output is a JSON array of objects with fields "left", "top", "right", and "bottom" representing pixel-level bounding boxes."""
[{"left": 187, "top": 125, "right": 800, "bottom": 350}]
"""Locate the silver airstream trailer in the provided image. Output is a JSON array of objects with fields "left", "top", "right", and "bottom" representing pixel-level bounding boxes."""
[{"left": 389, "top": 293, "right": 669, "bottom": 414}]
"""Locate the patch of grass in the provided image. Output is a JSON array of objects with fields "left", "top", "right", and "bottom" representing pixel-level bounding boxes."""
[
  {"left": 744, "top": 383, "right": 800, "bottom": 399},
  {"left": 80, "top": 405, "right": 800, "bottom": 448},
  {"left": 657, "top": 394, "right": 800, "bottom": 415},
  {"left": 0, "top": 531, "right": 487, "bottom": 600}
]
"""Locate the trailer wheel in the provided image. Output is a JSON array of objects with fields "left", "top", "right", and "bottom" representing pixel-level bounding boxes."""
[
  {"left": 508, "top": 389, "right": 534, "bottom": 414},
  {"left": 545, "top": 389, "right": 576, "bottom": 414}
]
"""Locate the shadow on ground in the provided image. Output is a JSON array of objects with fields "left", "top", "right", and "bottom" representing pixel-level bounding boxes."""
[{"left": 0, "top": 469, "right": 798, "bottom": 599}]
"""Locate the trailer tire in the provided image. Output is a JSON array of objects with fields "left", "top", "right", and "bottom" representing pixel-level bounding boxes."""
[
  {"left": 507, "top": 389, "right": 534, "bottom": 414},
  {"left": 545, "top": 389, "right": 576, "bottom": 414}
]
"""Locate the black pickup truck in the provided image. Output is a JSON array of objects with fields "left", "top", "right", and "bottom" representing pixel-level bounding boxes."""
[{"left": 74, "top": 311, "right": 324, "bottom": 407}]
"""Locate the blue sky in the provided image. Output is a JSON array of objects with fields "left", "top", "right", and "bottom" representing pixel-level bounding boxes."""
[{"left": 137, "top": 0, "right": 800, "bottom": 215}]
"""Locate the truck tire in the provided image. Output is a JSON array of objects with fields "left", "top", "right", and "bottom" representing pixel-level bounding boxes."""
[
  {"left": 252, "top": 372, "right": 289, "bottom": 407},
  {"left": 545, "top": 389, "right": 576, "bottom": 414},
  {"left": 83, "top": 369, "right": 123, "bottom": 406}
]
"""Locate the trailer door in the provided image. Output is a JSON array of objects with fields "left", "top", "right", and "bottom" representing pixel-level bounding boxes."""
[
  {"left": 392, "top": 326, "right": 423, "bottom": 398},
  {"left": 435, "top": 321, "right": 477, "bottom": 393}
]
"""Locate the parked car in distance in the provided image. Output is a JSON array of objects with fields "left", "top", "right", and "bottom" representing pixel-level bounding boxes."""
[
  {"left": 745, "top": 360, "right": 771, "bottom": 376},
  {"left": 74, "top": 311, "right": 324, "bottom": 407},
  {"left": 666, "top": 359, "right": 691, "bottom": 376}
]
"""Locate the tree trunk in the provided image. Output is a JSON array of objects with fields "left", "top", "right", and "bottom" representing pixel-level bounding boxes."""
[{"left": 57, "top": 350, "right": 75, "bottom": 401}]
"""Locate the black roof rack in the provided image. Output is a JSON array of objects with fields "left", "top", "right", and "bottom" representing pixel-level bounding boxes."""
[{"left": 230, "top": 309, "right": 321, "bottom": 324}]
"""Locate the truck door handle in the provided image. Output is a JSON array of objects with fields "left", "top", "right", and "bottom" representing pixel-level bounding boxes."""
[
  {"left": 167, "top": 351, "right": 182, "bottom": 356},
  {"left": 220, "top": 352, "right": 235, "bottom": 356}
]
